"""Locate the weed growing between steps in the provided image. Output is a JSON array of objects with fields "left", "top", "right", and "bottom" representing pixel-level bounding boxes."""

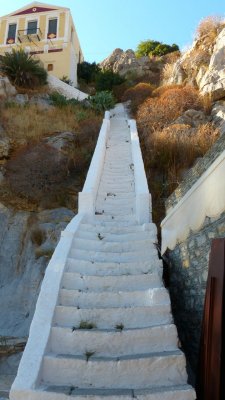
[
  {"left": 85, "top": 351, "right": 96, "bottom": 361},
  {"left": 78, "top": 321, "right": 97, "bottom": 330}
]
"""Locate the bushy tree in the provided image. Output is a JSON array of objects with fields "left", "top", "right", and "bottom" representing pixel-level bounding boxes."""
[
  {"left": 0, "top": 48, "right": 47, "bottom": 88},
  {"left": 77, "top": 61, "right": 100, "bottom": 84},
  {"left": 136, "top": 40, "right": 179, "bottom": 58},
  {"left": 95, "top": 70, "right": 125, "bottom": 92}
]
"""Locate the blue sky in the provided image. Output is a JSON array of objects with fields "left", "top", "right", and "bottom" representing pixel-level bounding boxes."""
[{"left": 1, "top": 0, "right": 225, "bottom": 62}]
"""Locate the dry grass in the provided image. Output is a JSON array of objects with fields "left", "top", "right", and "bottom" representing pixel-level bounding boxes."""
[
  {"left": 122, "top": 83, "right": 155, "bottom": 114},
  {"left": 0, "top": 103, "right": 100, "bottom": 145},
  {"left": 196, "top": 15, "right": 224, "bottom": 41},
  {"left": 161, "top": 63, "right": 176, "bottom": 83},
  {"left": 140, "top": 122, "right": 219, "bottom": 226},
  {"left": 0, "top": 102, "right": 101, "bottom": 210},
  {"left": 136, "top": 84, "right": 219, "bottom": 227},
  {"left": 137, "top": 85, "right": 203, "bottom": 134}
]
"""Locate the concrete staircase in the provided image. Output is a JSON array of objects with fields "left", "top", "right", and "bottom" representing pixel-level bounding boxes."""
[{"left": 10, "top": 105, "right": 196, "bottom": 400}]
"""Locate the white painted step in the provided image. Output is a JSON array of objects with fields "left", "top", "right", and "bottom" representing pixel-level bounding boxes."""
[
  {"left": 75, "top": 230, "right": 156, "bottom": 243},
  {"left": 61, "top": 272, "right": 162, "bottom": 292},
  {"left": 59, "top": 287, "right": 170, "bottom": 308},
  {"left": 66, "top": 258, "right": 163, "bottom": 276},
  {"left": 69, "top": 248, "right": 159, "bottom": 263},
  {"left": 36, "top": 385, "right": 196, "bottom": 400},
  {"left": 54, "top": 304, "right": 172, "bottom": 329},
  {"left": 49, "top": 324, "right": 178, "bottom": 357},
  {"left": 72, "top": 238, "right": 156, "bottom": 253},
  {"left": 78, "top": 222, "right": 156, "bottom": 234},
  {"left": 42, "top": 351, "right": 187, "bottom": 389}
]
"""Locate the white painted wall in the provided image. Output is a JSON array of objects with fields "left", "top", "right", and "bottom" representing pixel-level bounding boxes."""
[
  {"left": 78, "top": 112, "right": 111, "bottom": 216},
  {"left": 10, "top": 214, "right": 84, "bottom": 398},
  {"left": 48, "top": 74, "right": 88, "bottom": 100},
  {"left": 161, "top": 150, "right": 225, "bottom": 254},
  {"left": 129, "top": 119, "right": 151, "bottom": 224}
]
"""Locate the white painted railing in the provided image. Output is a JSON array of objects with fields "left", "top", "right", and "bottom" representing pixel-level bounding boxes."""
[
  {"left": 161, "top": 149, "right": 225, "bottom": 254},
  {"left": 10, "top": 214, "right": 84, "bottom": 397},
  {"left": 129, "top": 119, "right": 152, "bottom": 224},
  {"left": 78, "top": 112, "right": 111, "bottom": 216},
  {"left": 48, "top": 75, "right": 88, "bottom": 101}
]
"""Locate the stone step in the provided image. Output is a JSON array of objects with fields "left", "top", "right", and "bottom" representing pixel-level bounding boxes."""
[
  {"left": 66, "top": 258, "right": 162, "bottom": 276},
  {"left": 69, "top": 248, "right": 159, "bottom": 263},
  {"left": 49, "top": 324, "right": 178, "bottom": 357},
  {"left": 61, "top": 272, "right": 162, "bottom": 292},
  {"left": 95, "top": 208, "right": 135, "bottom": 217},
  {"left": 58, "top": 287, "right": 170, "bottom": 308},
  {"left": 71, "top": 238, "right": 156, "bottom": 253},
  {"left": 85, "top": 214, "right": 136, "bottom": 223},
  {"left": 54, "top": 304, "right": 172, "bottom": 329},
  {"left": 78, "top": 222, "right": 156, "bottom": 235},
  {"left": 96, "top": 192, "right": 135, "bottom": 199},
  {"left": 76, "top": 229, "right": 155, "bottom": 243},
  {"left": 42, "top": 351, "right": 187, "bottom": 389},
  {"left": 37, "top": 385, "right": 196, "bottom": 400}
]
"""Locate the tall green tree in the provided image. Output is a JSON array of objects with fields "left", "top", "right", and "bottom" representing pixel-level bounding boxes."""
[{"left": 136, "top": 40, "right": 179, "bottom": 58}]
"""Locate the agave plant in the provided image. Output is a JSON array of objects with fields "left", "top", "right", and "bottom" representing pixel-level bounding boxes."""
[{"left": 0, "top": 48, "right": 47, "bottom": 88}]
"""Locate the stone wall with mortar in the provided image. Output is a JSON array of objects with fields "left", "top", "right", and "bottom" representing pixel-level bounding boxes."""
[{"left": 165, "top": 114, "right": 225, "bottom": 376}]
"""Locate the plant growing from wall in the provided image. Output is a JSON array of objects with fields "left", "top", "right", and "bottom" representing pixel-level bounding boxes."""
[{"left": 0, "top": 48, "right": 47, "bottom": 88}]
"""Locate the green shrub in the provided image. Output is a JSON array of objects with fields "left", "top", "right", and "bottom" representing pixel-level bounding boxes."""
[
  {"left": 77, "top": 61, "right": 100, "bottom": 84},
  {"left": 89, "top": 91, "right": 115, "bottom": 112},
  {"left": 95, "top": 70, "right": 125, "bottom": 92},
  {"left": 135, "top": 39, "right": 179, "bottom": 58},
  {"left": 49, "top": 91, "right": 79, "bottom": 108},
  {"left": 0, "top": 48, "right": 47, "bottom": 88}
]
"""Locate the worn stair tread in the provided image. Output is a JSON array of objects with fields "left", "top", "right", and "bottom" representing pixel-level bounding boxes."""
[
  {"left": 54, "top": 304, "right": 173, "bottom": 329},
  {"left": 43, "top": 384, "right": 195, "bottom": 399},
  {"left": 49, "top": 324, "right": 179, "bottom": 356},
  {"left": 61, "top": 272, "right": 162, "bottom": 291}
]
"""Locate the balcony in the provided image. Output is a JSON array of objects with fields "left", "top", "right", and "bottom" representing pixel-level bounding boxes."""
[{"left": 18, "top": 28, "right": 42, "bottom": 44}]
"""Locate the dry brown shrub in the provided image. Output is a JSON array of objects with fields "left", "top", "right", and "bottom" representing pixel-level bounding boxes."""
[
  {"left": 139, "top": 121, "right": 218, "bottom": 225},
  {"left": 162, "top": 51, "right": 181, "bottom": 64},
  {"left": 152, "top": 84, "right": 184, "bottom": 97},
  {"left": 137, "top": 86, "right": 203, "bottom": 134},
  {"left": 196, "top": 15, "right": 224, "bottom": 40},
  {"left": 122, "top": 82, "right": 155, "bottom": 114}
]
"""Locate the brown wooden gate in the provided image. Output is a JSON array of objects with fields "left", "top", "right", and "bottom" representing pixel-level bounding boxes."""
[{"left": 196, "top": 239, "right": 225, "bottom": 400}]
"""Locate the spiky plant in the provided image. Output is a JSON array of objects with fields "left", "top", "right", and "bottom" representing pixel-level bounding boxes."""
[{"left": 0, "top": 48, "right": 47, "bottom": 88}]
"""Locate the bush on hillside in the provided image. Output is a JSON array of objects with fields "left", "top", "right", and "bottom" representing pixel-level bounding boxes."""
[
  {"left": 135, "top": 40, "right": 179, "bottom": 58},
  {"left": 89, "top": 91, "right": 115, "bottom": 112},
  {"left": 95, "top": 70, "right": 125, "bottom": 92},
  {"left": 0, "top": 49, "right": 47, "bottom": 88},
  {"left": 49, "top": 91, "right": 79, "bottom": 108},
  {"left": 77, "top": 62, "right": 100, "bottom": 84},
  {"left": 137, "top": 85, "right": 203, "bottom": 134},
  {"left": 122, "top": 83, "right": 155, "bottom": 114}
]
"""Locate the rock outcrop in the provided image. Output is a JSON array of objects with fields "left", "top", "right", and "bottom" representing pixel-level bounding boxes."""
[
  {"left": 199, "top": 28, "right": 225, "bottom": 100},
  {"left": 99, "top": 48, "right": 162, "bottom": 81},
  {"left": 167, "top": 26, "right": 225, "bottom": 101},
  {"left": 0, "top": 77, "right": 17, "bottom": 98},
  {"left": 0, "top": 204, "right": 74, "bottom": 395}
]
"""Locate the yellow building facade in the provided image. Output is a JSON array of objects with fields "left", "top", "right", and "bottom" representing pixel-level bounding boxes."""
[{"left": 0, "top": 2, "right": 84, "bottom": 86}]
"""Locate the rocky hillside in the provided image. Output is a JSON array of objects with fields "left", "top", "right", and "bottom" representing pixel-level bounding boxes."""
[{"left": 0, "top": 76, "right": 102, "bottom": 396}]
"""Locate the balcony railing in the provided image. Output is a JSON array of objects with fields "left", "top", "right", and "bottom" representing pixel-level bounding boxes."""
[{"left": 18, "top": 28, "right": 42, "bottom": 43}]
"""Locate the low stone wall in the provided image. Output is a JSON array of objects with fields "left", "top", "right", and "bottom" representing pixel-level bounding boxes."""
[{"left": 167, "top": 211, "right": 225, "bottom": 374}]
